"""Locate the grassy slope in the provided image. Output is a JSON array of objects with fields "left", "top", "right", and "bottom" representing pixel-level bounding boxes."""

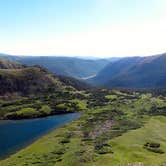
[
  {"left": 0, "top": 58, "right": 23, "bottom": 69},
  {"left": 0, "top": 66, "right": 62, "bottom": 96},
  {"left": 1, "top": 91, "right": 166, "bottom": 166},
  {"left": 94, "top": 116, "right": 166, "bottom": 166}
]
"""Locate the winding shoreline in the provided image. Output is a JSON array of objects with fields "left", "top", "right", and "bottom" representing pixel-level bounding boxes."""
[{"left": 0, "top": 112, "right": 81, "bottom": 160}]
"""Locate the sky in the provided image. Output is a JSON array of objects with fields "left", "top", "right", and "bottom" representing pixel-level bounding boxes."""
[{"left": 0, "top": 0, "right": 166, "bottom": 57}]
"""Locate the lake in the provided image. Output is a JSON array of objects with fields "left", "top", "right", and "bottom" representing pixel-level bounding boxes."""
[{"left": 0, "top": 113, "right": 80, "bottom": 159}]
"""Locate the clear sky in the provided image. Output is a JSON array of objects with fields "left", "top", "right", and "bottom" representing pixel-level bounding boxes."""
[{"left": 0, "top": 0, "right": 166, "bottom": 57}]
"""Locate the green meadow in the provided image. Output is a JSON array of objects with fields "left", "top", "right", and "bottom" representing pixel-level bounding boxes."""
[{"left": 0, "top": 90, "right": 166, "bottom": 166}]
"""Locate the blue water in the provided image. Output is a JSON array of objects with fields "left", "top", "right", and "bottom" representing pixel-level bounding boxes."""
[{"left": 0, "top": 113, "right": 80, "bottom": 159}]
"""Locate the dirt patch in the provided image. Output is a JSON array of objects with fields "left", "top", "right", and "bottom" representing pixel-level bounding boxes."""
[{"left": 89, "top": 120, "right": 113, "bottom": 139}]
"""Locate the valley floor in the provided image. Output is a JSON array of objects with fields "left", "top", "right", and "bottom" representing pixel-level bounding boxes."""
[{"left": 0, "top": 90, "right": 166, "bottom": 166}]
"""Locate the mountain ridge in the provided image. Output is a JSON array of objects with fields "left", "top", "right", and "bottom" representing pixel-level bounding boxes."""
[
  {"left": 88, "top": 53, "right": 166, "bottom": 88},
  {"left": 0, "top": 54, "right": 115, "bottom": 79}
]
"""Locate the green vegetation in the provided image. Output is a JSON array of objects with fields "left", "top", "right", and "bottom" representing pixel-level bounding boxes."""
[
  {"left": 0, "top": 90, "right": 88, "bottom": 119},
  {"left": 105, "top": 117, "right": 166, "bottom": 166},
  {"left": 0, "top": 58, "right": 23, "bottom": 69},
  {"left": 39, "top": 105, "right": 52, "bottom": 115},
  {"left": 0, "top": 89, "right": 166, "bottom": 166},
  {"left": 1, "top": 56, "right": 166, "bottom": 166},
  {"left": 0, "top": 59, "right": 91, "bottom": 119},
  {"left": 105, "top": 94, "right": 117, "bottom": 99},
  {"left": 5, "top": 107, "right": 38, "bottom": 119}
]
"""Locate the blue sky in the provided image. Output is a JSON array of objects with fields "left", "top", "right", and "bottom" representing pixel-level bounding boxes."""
[{"left": 0, "top": 0, "right": 166, "bottom": 57}]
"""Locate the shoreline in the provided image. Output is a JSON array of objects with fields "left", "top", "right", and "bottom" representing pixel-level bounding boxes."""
[
  {"left": 0, "top": 112, "right": 81, "bottom": 160},
  {"left": 1, "top": 110, "right": 77, "bottom": 121}
]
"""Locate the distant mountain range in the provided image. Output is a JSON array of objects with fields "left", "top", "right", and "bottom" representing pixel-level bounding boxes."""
[
  {"left": 1, "top": 53, "right": 166, "bottom": 89},
  {"left": 0, "top": 54, "right": 119, "bottom": 79},
  {"left": 88, "top": 53, "right": 166, "bottom": 88}
]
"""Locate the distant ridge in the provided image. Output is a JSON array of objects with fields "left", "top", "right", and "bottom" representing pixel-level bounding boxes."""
[
  {"left": 0, "top": 54, "right": 115, "bottom": 79},
  {"left": 88, "top": 53, "right": 166, "bottom": 88}
]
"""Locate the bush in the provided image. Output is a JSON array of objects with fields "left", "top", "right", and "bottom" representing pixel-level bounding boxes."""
[
  {"left": 59, "top": 137, "right": 70, "bottom": 144},
  {"left": 149, "top": 142, "right": 160, "bottom": 148},
  {"left": 39, "top": 105, "right": 52, "bottom": 115},
  {"left": 16, "top": 108, "right": 37, "bottom": 116},
  {"left": 144, "top": 142, "right": 164, "bottom": 154},
  {"left": 53, "top": 147, "right": 65, "bottom": 155},
  {"left": 4, "top": 107, "right": 38, "bottom": 119},
  {"left": 95, "top": 145, "right": 113, "bottom": 154},
  {"left": 146, "top": 147, "right": 164, "bottom": 154}
]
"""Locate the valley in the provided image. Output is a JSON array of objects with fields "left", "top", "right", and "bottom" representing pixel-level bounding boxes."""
[
  {"left": 0, "top": 54, "right": 112, "bottom": 79},
  {"left": 0, "top": 56, "right": 166, "bottom": 166},
  {"left": 88, "top": 53, "right": 166, "bottom": 88},
  {"left": 1, "top": 1, "right": 166, "bottom": 165}
]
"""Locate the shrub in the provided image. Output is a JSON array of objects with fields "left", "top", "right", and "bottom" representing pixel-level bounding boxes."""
[
  {"left": 4, "top": 107, "right": 38, "bottom": 119},
  {"left": 146, "top": 147, "right": 164, "bottom": 154},
  {"left": 144, "top": 142, "right": 164, "bottom": 154},
  {"left": 16, "top": 108, "right": 37, "bottom": 116},
  {"left": 39, "top": 105, "right": 52, "bottom": 115},
  {"left": 59, "top": 137, "right": 70, "bottom": 144}
]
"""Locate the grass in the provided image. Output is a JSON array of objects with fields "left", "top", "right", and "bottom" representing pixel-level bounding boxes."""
[
  {"left": 0, "top": 90, "right": 166, "bottom": 166},
  {"left": 105, "top": 95, "right": 117, "bottom": 100},
  {"left": 92, "top": 116, "right": 166, "bottom": 166},
  {"left": 3, "top": 116, "right": 166, "bottom": 166}
]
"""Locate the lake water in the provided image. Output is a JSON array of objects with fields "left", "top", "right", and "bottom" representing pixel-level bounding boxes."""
[{"left": 0, "top": 113, "right": 80, "bottom": 159}]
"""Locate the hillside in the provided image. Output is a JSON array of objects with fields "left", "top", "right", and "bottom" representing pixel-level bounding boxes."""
[
  {"left": 0, "top": 58, "right": 92, "bottom": 119},
  {"left": 0, "top": 58, "right": 23, "bottom": 69},
  {"left": 58, "top": 75, "right": 92, "bottom": 90},
  {"left": 0, "top": 58, "right": 92, "bottom": 96},
  {"left": 0, "top": 66, "right": 63, "bottom": 96},
  {"left": 0, "top": 58, "right": 62, "bottom": 96},
  {"left": 0, "top": 54, "right": 111, "bottom": 78},
  {"left": 88, "top": 53, "right": 166, "bottom": 88}
]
